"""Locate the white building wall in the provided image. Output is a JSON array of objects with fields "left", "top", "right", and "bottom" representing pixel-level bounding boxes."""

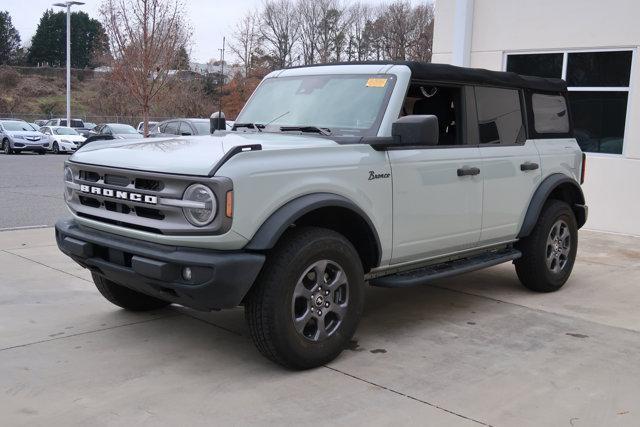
[{"left": 433, "top": 0, "right": 640, "bottom": 235}]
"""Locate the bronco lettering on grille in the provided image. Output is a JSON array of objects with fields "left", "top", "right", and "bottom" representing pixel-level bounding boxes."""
[{"left": 79, "top": 185, "right": 158, "bottom": 205}]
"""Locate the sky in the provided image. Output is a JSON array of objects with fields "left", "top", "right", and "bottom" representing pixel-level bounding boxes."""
[{"left": 4, "top": 0, "right": 431, "bottom": 63}]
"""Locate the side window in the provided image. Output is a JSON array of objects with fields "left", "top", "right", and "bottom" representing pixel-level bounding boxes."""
[
  {"left": 178, "top": 121, "right": 192, "bottom": 136},
  {"left": 401, "top": 84, "right": 463, "bottom": 146},
  {"left": 103, "top": 126, "right": 112, "bottom": 135},
  {"left": 164, "top": 121, "right": 179, "bottom": 135},
  {"left": 474, "top": 86, "right": 525, "bottom": 145},
  {"left": 531, "top": 93, "right": 570, "bottom": 134}
]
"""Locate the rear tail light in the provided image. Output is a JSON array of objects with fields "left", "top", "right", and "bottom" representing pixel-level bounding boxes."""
[{"left": 580, "top": 153, "right": 586, "bottom": 184}]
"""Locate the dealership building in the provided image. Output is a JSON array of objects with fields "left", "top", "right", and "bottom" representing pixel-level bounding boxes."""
[{"left": 433, "top": 0, "right": 639, "bottom": 235}]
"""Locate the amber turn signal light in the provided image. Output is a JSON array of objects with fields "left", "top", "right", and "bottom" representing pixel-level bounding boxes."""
[{"left": 226, "top": 191, "right": 233, "bottom": 218}]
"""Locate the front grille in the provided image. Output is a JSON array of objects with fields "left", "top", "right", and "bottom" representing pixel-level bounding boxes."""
[
  {"left": 67, "top": 163, "right": 232, "bottom": 235},
  {"left": 104, "top": 174, "right": 130, "bottom": 187},
  {"left": 135, "top": 178, "right": 163, "bottom": 191},
  {"left": 79, "top": 170, "right": 100, "bottom": 182},
  {"left": 79, "top": 196, "right": 100, "bottom": 208}
]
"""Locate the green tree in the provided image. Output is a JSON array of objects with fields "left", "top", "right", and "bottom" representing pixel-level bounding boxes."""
[
  {"left": 173, "top": 46, "right": 190, "bottom": 70},
  {"left": 0, "top": 11, "right": 21, "bottom": 64},
  {"left": 28, "top": 9, "right": 109, "bottom": 68}
]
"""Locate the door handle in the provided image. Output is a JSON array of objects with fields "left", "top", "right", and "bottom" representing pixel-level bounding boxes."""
[
  {"left": 457, "top": 166, "right": 480, "bottom": 177},
  {"left": 520, "top": 162, "right": 539, "bottom": 171}
]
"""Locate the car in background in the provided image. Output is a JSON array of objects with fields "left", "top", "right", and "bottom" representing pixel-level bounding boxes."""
[
  {"left": 137, "top": 121, "right": 159, "bottom": 134},
  {"left": 77, "top": 122, "right": 97, "bottom": 138},
  {"left": 149, "top": 118, "right": 214, "bottom": 137},
  {"left": 40, "top": 126, "right": 86, "bottom": 154},
  {"left": 34, "top": 119, "right": 49, "bottom": 127},
  {"left": 89, "top": 123, "right": 144, "bottom": 140},
  {"left": 0, "top": 120, "right": 49, "bottom": 154},
  {"left": 44, "top": 118, "right": 86, "bottom": 129}
]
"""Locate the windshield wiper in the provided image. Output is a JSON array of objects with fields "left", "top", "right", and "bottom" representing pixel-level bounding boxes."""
[
  {"left": 279, "top": 126, "right": 332, "bottom": 136},
  {"left": 233, "top": 123, "right": 264, "bottom": 132}
]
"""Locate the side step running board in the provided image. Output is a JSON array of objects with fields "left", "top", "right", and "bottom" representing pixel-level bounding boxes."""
[{"left": 370, "top": 249, "right": 522, "bottom": 288}]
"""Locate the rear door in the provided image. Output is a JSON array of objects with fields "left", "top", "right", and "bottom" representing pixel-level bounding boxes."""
[
  {"left": 474, "top": 86, "right": 542, "bottom": 243},
  {"left": 389, "top": 85, "right": 483, "bottom": 264}
]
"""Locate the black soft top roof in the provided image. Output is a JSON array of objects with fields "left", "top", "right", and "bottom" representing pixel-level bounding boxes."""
[{"left": 290, "top": 61, "right": 567, "bottom": 92}]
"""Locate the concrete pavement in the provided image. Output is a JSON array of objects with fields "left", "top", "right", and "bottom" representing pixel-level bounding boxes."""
[
  {"left": 1, "top": 227, "right": 639, "bottom": 426},
  {"left": 0, "top": 154, "right": 69, "bottom": 230}
]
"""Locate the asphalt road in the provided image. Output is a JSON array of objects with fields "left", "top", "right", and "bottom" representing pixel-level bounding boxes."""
[{"left": 0, "top": 152, "right": 70, "bottom": 230}]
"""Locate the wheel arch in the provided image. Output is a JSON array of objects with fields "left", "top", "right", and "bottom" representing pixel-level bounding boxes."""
[
  {"left": 518, "top": 173, "right": 587, "bottom": 238},
  {"left": 245, "top": 193, "right": 382, "bottom": 273}
]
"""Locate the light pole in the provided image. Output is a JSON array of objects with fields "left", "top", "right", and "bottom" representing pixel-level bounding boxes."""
[{"left": 53, "top": 1, "right": 84, "bottom": 126}]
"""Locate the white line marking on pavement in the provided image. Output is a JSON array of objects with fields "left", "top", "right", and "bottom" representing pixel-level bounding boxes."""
[{"left": 0, "top": 225, "right": 50, "bottom": 232}]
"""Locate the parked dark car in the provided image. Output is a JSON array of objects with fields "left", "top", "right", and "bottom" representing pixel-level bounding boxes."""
[
  {"left": 89, "top": 123, "right": 144, "bottom": 140},
  {"left": 149, "top": 118, "right": 212, "bottom": 137}
]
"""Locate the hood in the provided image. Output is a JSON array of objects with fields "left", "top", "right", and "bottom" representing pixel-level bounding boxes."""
[{"left": 70, "top": 131, "right": 339, "bottom": 176}]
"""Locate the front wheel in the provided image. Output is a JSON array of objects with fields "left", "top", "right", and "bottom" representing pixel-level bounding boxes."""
[
  {"left": 92, "top": 273, "right": 170, "bottom": 311},
  {"left": 515, "top": 200, "right": 578, "bottom": 292},
  {"left": 52, "top": 142, "right": 59, "bottom": 154},
  {"left": 2, "top": 139, "right": 12, "bottom": 155},
  {"left": 245, "top": 226, "right": 365, "bottom": 370}
]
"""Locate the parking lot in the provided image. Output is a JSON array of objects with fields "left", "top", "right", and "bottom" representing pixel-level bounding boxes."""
[
  {"left": 0, "top": 153, "right": 69, "bottom": 230},
  {"left": 2, "top": 155, "right": 640, "bottom": 426}
]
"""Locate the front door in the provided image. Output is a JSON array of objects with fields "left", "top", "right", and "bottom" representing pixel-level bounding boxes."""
[{"left": 389, "top": 84, "right": 483, "bottom": 265}]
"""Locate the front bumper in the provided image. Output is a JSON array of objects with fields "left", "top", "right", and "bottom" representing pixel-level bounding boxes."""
[{"left": 55, "top": 219, "right": 265, "bottom": 311}]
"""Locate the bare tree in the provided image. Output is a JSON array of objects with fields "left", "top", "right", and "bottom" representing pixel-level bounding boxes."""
[
  {"left": 297, "top": 0, "right": 321, "bottom": 65},
  {"left": 407, "top": 3, "right": 435, "bottom": 62},
  {"left": 100, "top": 0, "right": 191, "bottom": 135},
  {"left": 345, "top": 2, "right": 372, "bottom": 61},
  {"left": 229, "top": 10, "right": 262, "bottom": 76},
  {"left": 261, "top": 0, "right": 300, "bottom": 68}
]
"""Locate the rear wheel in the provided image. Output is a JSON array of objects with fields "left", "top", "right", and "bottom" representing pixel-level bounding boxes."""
[
  {"left": 245, "top": 227, "right": 365, "bottom": 370},
  {"left": 515, "top": 200, "right": 578, "bottom": 292},
  {"left": 92, "top": 273, "right": 170, "bottom": 311}
]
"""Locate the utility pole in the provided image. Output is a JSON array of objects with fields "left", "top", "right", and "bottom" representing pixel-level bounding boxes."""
[
  {"left": 53, "top": 1, "right": 85, "bottom": 126},
  {"left": 218, "top": 37, "right": 225, "bottom": 124}
]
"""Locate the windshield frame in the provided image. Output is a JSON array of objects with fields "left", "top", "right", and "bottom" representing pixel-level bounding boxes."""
[{"left": 235, "top": 73, "right": 397, "bottom": 138}]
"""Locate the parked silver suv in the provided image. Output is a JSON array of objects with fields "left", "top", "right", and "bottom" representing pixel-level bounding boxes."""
[
  {"left": 55, "top": 62, "right": 587, "bottom": 369},
  {"left": 0, "top": 120, "right": 49, "bottom": 154}
]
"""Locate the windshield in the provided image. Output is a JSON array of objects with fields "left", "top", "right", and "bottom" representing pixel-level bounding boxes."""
[
  {"left": 54, "top": 127, "right": 78, "bottom": 135},
  {"left": 192, "top": 121, "right": 210, "bottom": 134},
  {"left": 2, "top": 121, "right": 33, "bottom": 132},
  {"left": 110, "top": 124, "right": 137, "bottom": 134},
  {"left": 235, "top": 74, "right": 395, "bottom": 137}
]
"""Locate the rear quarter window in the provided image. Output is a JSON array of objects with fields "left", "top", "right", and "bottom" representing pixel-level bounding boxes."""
[{"left": 532, "top": 93, "right": 570, "bottom": 134}]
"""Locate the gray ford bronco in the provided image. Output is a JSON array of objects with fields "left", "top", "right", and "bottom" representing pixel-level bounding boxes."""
[{"left": 56, "top": 62, "right": 587, "bottom": 369}]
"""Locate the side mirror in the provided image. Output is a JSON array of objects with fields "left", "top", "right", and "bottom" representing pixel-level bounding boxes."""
[
  {"left": 391, "top": 115, "right": 439, "bottom": 146},
  {"left": 210, "top": 111, "right": 226, "bottom": 133}
]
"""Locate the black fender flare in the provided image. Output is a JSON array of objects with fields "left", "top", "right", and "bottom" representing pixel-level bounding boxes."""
[
  {"left": 244, "top": 192, "right": 382, "bottom": 265},
  {"left": 518, "top": 173, "right": 586, "bottom": 238}
]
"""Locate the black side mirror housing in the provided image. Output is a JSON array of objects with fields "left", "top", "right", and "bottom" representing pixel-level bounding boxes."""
[
  {"left": 210, "top": 111, "right": 226, "bottom": 133},
  {"left": 391, "top": 115, "right": 439, "bottom": 146}
]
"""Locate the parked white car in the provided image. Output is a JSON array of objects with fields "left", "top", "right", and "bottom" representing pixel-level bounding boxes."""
[{"left": 40, "top": 126, "right": 86, "bottom": 154}]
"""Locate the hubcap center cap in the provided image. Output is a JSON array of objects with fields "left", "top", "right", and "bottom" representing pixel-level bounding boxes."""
[{"left": 314, "top": 295, "right": 324, "bottom": 307}]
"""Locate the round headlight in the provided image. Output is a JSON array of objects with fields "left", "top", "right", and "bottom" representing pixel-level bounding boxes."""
[
  {"left": 64, "top": 166, "right": 73, "bottom": 182},
  {"left": 63, "top": 167, "right": 74, "bottom": 200},
  {"left": 182, "top": 184, "right": 216, "bottom": 227}
]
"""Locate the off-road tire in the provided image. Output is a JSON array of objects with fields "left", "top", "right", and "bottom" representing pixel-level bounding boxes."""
[
  {"left": 92, "top": 273, "right": 170, "bottom": 311},
  {"left": 515, "top": 200, "right": 578, "bottom": 292},
  {"left": 245, "top": 226, "right": 365, "bottom": 370}
]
